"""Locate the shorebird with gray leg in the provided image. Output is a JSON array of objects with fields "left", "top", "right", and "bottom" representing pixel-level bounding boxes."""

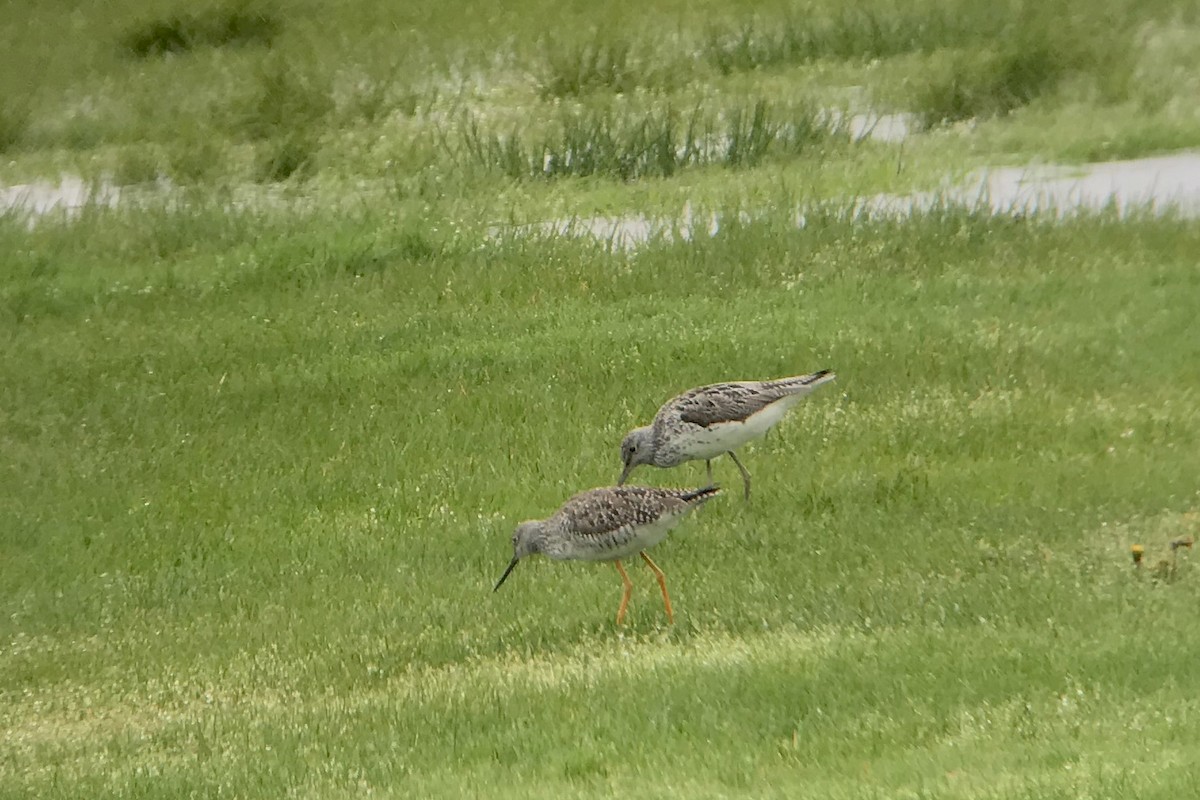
[
  {"left": 618, "top": 370, "right": 836, "bottom": 500},
  {"left": 493, "top": 485, "right": 720, "bottom": 625}
]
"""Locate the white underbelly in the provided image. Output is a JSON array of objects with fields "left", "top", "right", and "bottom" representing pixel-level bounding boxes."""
[
  {"left": 571, "top": 514, "right": 682, "bottom": 561},
  {"left": 678, "top": 397, "right": 797, "bottom": 459}
]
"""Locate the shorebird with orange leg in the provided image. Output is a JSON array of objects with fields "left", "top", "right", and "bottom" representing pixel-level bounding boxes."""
[{"left": 493, "top": 485, "right": 720, "bottom": 625}]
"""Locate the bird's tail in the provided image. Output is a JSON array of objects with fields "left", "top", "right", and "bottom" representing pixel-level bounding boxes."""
[
  {"left": 681, "top": 485, "right": 722, "bottom": 504},
  {"left": 773, "top": 369, "right": 836, "bottom": 394}
]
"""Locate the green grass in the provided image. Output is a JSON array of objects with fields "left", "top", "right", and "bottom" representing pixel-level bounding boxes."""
[
  {"left": 3, "top": 201, "right": 1200, "bottom": 797},
  {"left": 537, "top": 37, "right": 643, "bottom": 99},
  {"left": 457, "top": 100, "right": 850, "bottom": 181},
  {"left": 3, "top": 0, "right": 1200, "bottom": 796},
  {"left": 702, "top": 1, "right": 977, "bottom": 74},
  {"left": 120, "top": 3, "right": 281, "bottom": 59},
  {"left": 911, "top": 38, "right": 1067, "bottom": 127},
  {"left": 2, "top": 0, "right": 1198, "bottom": 191},
  {"left": 0, "top": 94, "right": 30, "bottom": 153}
]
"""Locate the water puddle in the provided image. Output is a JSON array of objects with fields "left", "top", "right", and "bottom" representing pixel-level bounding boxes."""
[
  {"left": 493, "top": 205, "right": 727, "bottom": 251},
  {"left": 846, "top": 112, "right": 914, "bottom": 144},
  {"left": 494, "top": 151, "right": 1200, "bottom": 249},
  {"left": 6, "top": 152, "right": 1199, "bottom": 245},
  {"left": 0, "top": 176, "right": 122, "bottom": 219},
  {"left": 862, "top": 152, "right": 1200, "bottom": 218}
]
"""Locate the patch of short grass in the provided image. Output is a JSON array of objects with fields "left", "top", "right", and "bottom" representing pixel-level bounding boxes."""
[
  {"left": 537, "top": 36, "right": 641, "bottom": 99},
  {"left": 702, "top": 0, "right": 1010, "bottom": 75},
  {"left": 0, "top": 94, "right": 31, "bottom": 152},
  {"left": 912, "top": 38, "right": 1067, "bottom": 127},
  {"left": 111, "top": 145, "right": 164, "bottom": 186},
  {"left": 254, "top": 132, "right": 319, "bottom": 182},
  {"left": 164, "top": 130, "right": 231, "bottom": 185},
  {"left": 231, "top": 58, "right": 333, "bottom": 142},
  {"left": 121, "top": 3, "right": 280, "bottom": 59},
  {"left": 2, "top": 202, "right": 1199, "bottom": 796}
]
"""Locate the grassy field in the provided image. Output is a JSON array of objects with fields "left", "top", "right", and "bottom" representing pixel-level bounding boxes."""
[
  {"left": 4, "top": 0, "right": 1200, "bottom": 798},
  {"left": 4, "top": 203, "right": 1200, "bottom": 797},
  {"left": 2, "top": 0, "right": 1199, "bottom": 207}
]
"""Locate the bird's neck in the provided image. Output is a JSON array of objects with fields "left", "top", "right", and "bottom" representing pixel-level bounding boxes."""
[
  {"left": 539, "top": 523, "right": 571, "bottom": 559},
  {"left": 648, "top": 434, "right": 682, "bottom": 468}
]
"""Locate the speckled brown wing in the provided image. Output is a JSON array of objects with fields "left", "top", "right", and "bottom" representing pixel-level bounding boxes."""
[
  {"left": 556, "top": 487, "right": 691, "bottom": 538},
  {"left": 558, "top": 487, "right": 684, "bottom": 536},
  {"left": 671, "top": 383, "right": 784, "bottom": 428}
]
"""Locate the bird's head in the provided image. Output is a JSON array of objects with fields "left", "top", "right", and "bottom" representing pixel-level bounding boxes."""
[
  {"left": 493, "top": 520, "right": 546, "bottom": 592},
  {"left": 617, "top": 426, "right": 654, "bottom": 485}
]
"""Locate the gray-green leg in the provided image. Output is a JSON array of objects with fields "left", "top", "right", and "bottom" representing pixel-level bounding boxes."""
[
  {"left": 728, "top": 451, "right": 752, "bottom": 500},
  {"left": 706, "top": 459, "right": 713, "bottom": 485}
]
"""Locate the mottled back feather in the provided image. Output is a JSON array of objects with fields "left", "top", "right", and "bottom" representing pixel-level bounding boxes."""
[
  {"left": 673, "top": 382, "right": 789, "bottom": 428},
  {"left": 556, "top": 486, "right": 712, "bottom": 537},
  {"left": 668, "top": 371, "right": 833, "bottom": 429}
]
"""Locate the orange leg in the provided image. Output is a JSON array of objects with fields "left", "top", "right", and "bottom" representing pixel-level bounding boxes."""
[
  {"left": 614, "top": 560, "right": 634, "bottom": 625},
  {"left": 639, "top": 552, "right": 674, "bottom": 624}
]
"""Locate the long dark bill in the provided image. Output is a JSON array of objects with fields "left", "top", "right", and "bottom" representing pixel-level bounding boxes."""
[
  {"left": 617, "top": 462, "right": 634, "bottom": 486},
  {"left": 493, "top": 557, "right": 519, "bottom": 592}
]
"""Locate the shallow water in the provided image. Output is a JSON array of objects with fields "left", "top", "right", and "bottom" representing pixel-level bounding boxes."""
[
  {"left": 6, "top": 152, "right": 1199, "bottom": 243},
  {"left": 0, "top": 176, "right": 121, "bottom": 218},
  {"left": 864, "top": 152, "right": 1200, "bottom": 218},
  {"left": 846, "top": 112, "right": 913, "bottom": 144},
  {"left": 490, "top": 204, "right": 728, "bottom": 251},
  {"left": 495, "top": 151, "right": 1200, "bottom": 249}
]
